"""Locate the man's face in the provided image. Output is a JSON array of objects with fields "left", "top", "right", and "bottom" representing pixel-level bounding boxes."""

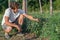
[{"left": 12, "top": 8, "right": 18, "bottom": 13}]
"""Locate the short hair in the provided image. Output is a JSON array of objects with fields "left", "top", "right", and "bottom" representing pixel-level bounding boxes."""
[{"left": 10, "top": 1, "right": 19, "bottom": 9}]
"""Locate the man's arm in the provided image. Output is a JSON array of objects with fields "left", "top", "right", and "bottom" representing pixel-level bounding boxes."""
[
  {"left": 5, "top": 16, "right": 21, "bottom": 32},
  {"left": 5, "top": 16, "right": 18, "bottom": 27},
  {"left": 23, "top": 14, "right": 39, "bottom": 22}
]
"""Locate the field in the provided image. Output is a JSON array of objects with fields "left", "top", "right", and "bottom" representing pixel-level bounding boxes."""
[{"left": 0, "top": 11, "right": 60, "bottom": 40}]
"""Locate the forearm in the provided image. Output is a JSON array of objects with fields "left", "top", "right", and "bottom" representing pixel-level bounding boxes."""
[
  {"left": 5, "top": 22, "right": 17, "bottom": 27},
  {"left": 27, "top": 16, "right": 36, "bottom": 21},
  {"left": 4, "top": 16, "right": 18, "bottom": 27},
  {"left": 5, "top": 22, "right": 21, "bottom": 32},
  {"left": 23, "top": 14, "right": 37, "bottom": 21}
]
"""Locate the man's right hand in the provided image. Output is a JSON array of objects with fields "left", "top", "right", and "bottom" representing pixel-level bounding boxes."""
[{"left": 14, "top": 25, "right": 21, "bottom": 32}]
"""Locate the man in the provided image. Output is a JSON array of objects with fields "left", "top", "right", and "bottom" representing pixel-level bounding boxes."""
[{"left": 1, "top": 2, "right": 39, "bottom": 39}]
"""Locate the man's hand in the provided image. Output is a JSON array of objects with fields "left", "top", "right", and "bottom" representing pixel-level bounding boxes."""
[
  {"left": 35, "top": 18, "right": 39, "bottom": 22},
  {"left": 14, "top": 25, "right": 21, "bottom": 32}
]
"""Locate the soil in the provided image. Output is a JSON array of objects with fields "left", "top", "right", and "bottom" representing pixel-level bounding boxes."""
[
  {"left": 0, "top": 32, "right": 41, "bottom": 40},
  {"left": 0, "top": 31, "right": 49, "bottom": 40}
]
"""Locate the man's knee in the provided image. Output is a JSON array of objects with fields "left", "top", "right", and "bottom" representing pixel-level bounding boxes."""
[
  {"left": 18, "top": 15, "right": 24, "bottom": 25},
  {"left": 5, "top": 27, "right": 12, "bottom": 33}
]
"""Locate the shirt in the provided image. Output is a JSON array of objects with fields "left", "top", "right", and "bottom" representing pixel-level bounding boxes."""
[{"left": 1, "top": 8, "right": 25, "bottom": 25}]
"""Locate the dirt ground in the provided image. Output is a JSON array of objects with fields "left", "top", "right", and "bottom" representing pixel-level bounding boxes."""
[
  {"left": 0, "top": 31, "right": 41, "bottom": 40},
  {"left": 0, "top": 31, "right": 49, "bottom": 40},
  {"left": 0, "top": 34, "right": 49, "bottom": 40}
]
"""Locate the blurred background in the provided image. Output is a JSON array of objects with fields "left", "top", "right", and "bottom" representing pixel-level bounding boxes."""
[{"left": 0, "top": 0, "right": 60, "bottom": 40}]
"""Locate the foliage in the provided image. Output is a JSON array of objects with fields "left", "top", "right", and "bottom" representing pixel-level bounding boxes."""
[
  {"left": 0, "top": 0, "right": 8, "bottom": 13},
  {"left": 0, "top": 0, "right": 60, "bottom": 40},
  {"left": 21, "top": 12, "right": 60, "bottom": 40},
  {"left": 0, "top": 11, "right": 60, "bottom": 40},
  {"left": 0, "top": 0, "right": 60, "bottom": 13}
]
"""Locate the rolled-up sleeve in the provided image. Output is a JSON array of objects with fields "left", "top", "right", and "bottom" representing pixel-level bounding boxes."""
[
  {"left": 4, "top": 9, "right": 10, "bottom": 17},
  {"left": 19, "top": 9, "right": 26, "bottom": 14}
]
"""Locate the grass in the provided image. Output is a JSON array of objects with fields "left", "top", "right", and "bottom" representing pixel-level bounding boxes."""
[
  {"left": 0, "top": 11, "right": 60, "bottom": 40},
  {"left": 0, "top": 14, "right": 3, "bottom": 31},
  {"left": 25, "top": 11, "right": 60, "bottom": 40}
]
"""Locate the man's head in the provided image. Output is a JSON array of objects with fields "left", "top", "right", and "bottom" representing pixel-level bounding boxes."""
[{"left": 10, "top": 1, "right": 19, "bottom": 13}]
